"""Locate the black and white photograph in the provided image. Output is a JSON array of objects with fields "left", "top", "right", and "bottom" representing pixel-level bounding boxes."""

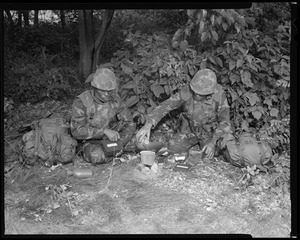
[{"left": 2, "top": 3, "right": 295, "bottom": 237}]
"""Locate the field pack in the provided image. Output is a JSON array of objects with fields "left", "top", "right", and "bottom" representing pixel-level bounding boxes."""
[
  {"left": 21, "top": 118, "right": 77, "bottom": 165},
  {"left": 222, "top": 132, "right": 273, "bottom": 168}
]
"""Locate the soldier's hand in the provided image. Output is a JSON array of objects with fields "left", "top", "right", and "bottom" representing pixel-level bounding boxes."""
[
  {"left": 103, "top": 129, "right": 120, "bottom": 142},
  {"left": 201, "top": 142, "right": 215, "bottom": 159},
  {"left": 136, "top": 123, "right": 152, "bottom": 144}
]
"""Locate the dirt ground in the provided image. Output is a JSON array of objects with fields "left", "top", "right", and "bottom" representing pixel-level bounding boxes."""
[{"left": 3, "top": 149, "right": 291, "bottom": 237}]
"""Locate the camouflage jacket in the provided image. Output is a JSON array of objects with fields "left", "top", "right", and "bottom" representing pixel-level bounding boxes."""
[
  {"left": 146, "top": 84, "right": 232, "bottom": 144},
  {"left": 71, "top": 90, "right": 136, "bottom": 145}
]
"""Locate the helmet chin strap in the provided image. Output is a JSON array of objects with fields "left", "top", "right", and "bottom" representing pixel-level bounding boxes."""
[{"left": 92, "top": 89, "right": 104, "bottom": 104}]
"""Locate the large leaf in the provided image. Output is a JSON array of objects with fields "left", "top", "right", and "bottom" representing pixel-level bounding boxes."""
[
  {"left": 121, "top": 62, "right": 133, "bottom": 75},
  {"left": 252, "top": 110, "right": 262, "bottom": 120},
  {"left": 122, "top": 81, "right": 136, "bottom": 89},
  {"left": 85, "top": 73, "right": 95, "bottom": 83},
  {"left": 167, "top": 67, "right": 174, "bottom": 76},
  {"left": 201, "top": 32, "right": 208, "bottom": 42},
  {"left": 211, "top": 30, "right": 218, "bottom": 41},
  {"left": 172, "top": 41, "right": 179, "bottom": 48},
  {"left": 241, "top": 120, "right": 249, "bottom": 132},
  {"left": 229, "top": 60, "right": 236, "bottom": 70},
  {"left": 244, "top": 92, "right": 260, "bottom": 106},
  {"left": 215, "top": 57, "right": 223, "bottom": 67},
  {"left": 270, "top": 108, "right": 279, "bottom": 117},
  {"left": 151, "top": 84, "right": 165, "bottom": 98},
  {"left": 172, "top": 29, "right": 183, "bottom": 42},
  {"left": 222, "top": 22, "right": 228, "bottom": 31},
  {"left": 263, "top": 98, "right": 273, "bottom": 107},
  {"left": 180, "top": 40, "right": 189, "bottom": 51},
  {"left": 199, "top": 21, "right": 205, "bottom": 34},
  {"left": 240, "top": 70, "right": 253, "bottom": 88},
  {"left": 236, "top": 59, "right": 244, "bottom": 68},
  {"left": 228, "top": 88, "right": 238, "bottom": 102},
  {"left": 125, "top": 95, "right": 139, "bottom": 108},
  {"left": 210, "top": 14, "right": 215, "bottom": 26},
  {"left": 216, "top": 15, "right": 222, "bottom": 25},
  {"left": 229, "top": 73, "right": 240, "bottom": 84},
  {"left": 164, "top": 85, "right": 170, "bottom": 95},
  {"left": 200, "top": 61, "right": 207, "bottom": 69},
  {"left": 187, "top": 9, "right": 196, "bottom": 17}
]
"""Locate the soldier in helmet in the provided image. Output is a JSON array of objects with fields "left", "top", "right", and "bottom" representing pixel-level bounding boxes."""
[
  {"left": 136, "top": 68, "right": 233, "bottom": 159},
  {"left": 71, "top": 68, "right": 136, "bottom": 165}
]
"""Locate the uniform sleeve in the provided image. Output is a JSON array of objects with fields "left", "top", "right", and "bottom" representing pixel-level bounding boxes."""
[
  {"left": 70, "top": 98, "right": 106, "bottom": 140},
  {"left": 211, "top": 91, "right": 233, "bottom": 144},
  {"left": 146, "top": 92, "right": 184, "bottom": 128},
  {"left": 116, "top": 102, "right": 136, "bottom": 146}
]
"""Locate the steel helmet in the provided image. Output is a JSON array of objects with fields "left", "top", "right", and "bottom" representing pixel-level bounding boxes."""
[
  {"left": 83, "top": 143, "right": 106, "bottom": 165},
  {"left": 91, "top": 68, "right": 117, "bottom": 91},
  {"left": 190, "top": 68, "right": 217, "bottom": 95}
]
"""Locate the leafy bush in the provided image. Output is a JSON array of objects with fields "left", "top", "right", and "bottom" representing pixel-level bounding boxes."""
[
  {"left": 4, "top": 21, "right": 81, "bottom": 104},
  {"left": 171, "top": 9, "right": 290, "bottom": 152},
  {"left": 107, "top": 9, "right": 290, "bottom": 154},
  {"left": 100, "top": 10, "right": 187, "bottom": 61},
  {"left": 4, "top": 46, "right": 81, "bottom": 104},
  {"left": 268, "top": 153, "right": 290, "bottom": 193},
  {"left": 107, "top": 29, "right": 199, "bottom": 126}
]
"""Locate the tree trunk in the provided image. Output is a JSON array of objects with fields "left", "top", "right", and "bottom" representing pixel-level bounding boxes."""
[
  {"left": 60, "top": 10, "right": 66, "bottom": 29},
  {"left": 94, "top": 10, "right": 114, "bottom": 67},
  {"left": 78, "top": 10, "right": 95, "bottom": 78},
  {"left": 78, "top": 9, "right": 114, "bottom": 78},
  {"left": 34, "top": 10, "right": 39, "bottom": 26},
  {"left": 22, "top": 10, "right": 29, "bottom": 26},
  {"left": 5, "top": 10, "right": 14, "bottom": 27},
  {"left": 17, "top": 11, "right": 22, "bottom": 27}
]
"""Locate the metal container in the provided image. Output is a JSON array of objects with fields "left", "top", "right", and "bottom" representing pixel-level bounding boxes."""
[
  {"left": 67, "top": 167, "right": 93, "bottom": 179},
  {"left": 140, "top": 150, "right": 156, "bottom": 166}
]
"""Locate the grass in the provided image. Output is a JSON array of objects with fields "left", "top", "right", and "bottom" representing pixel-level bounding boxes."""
[
  {"left": 4, "top": 101, "right": 292, "bottom": 236},
  {"left": 4, "top": 152, "right": 291, "bottom": 236}
]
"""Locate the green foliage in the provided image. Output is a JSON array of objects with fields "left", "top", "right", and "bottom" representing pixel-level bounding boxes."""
[
  {"left": 236, "top": 165, "right": 260, "bottom": 188},
  {"left": 4, "top": 9, "right": 290, "bottom": 156},
  {"left": 107, "top": 9, "right": 290, "bottom": 154},
  {"left": 4, "top": 21, "right": 81, "bottom": 104},
  {"left": 100, "top": 10, "right": 187, "bottom": 61},
  {"left": 258, "top": 118, "right": 290, "bottom": 153},
  {"left": 108, "top": 29, "right": 202, "bottom": 126},
  {"left": 172, "top": 9, "right": 247, "bottom": 50},
  {"left": 245, "top": 2, "right": 291, "bottom": 33},
  {"left": 5, "top": 23, "right": 79, "bottom": 60},
  {"left": 4, "top": 46, "right": 81, "bottom": 104},
  {"left": 268, "top": 153, "right": 290, "bottom": 193},
  {"left": 170, "top": 9, "right": 291, "bottom": 151}
]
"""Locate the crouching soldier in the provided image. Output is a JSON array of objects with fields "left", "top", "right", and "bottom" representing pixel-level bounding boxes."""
[
  {"left": 136, "top": 68, "right": 233, "bottom": 159},
  {"left": 71, "top": 68, "right": 136, "bottom": 165}
]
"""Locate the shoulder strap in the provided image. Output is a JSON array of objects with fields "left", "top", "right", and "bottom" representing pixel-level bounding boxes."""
[
  {"left": 78, "top": 90, "right": 94, "bottom": 108},
  {"left": 34, "top": 123, "right": 41, "bottom": 155},
  {"left": 257, "top": 142, "right": 266, "bottom": 163},
  {"left": 236, "top": 142, "right": 246, "bottom": 167}
]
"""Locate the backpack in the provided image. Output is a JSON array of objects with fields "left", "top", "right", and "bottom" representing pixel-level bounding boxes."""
[
  {"left": 222, "top": 132, "right": 273, "bottom": 168},
  {"left": 21, "top": 118, "right": 77, "bottom": 165}
]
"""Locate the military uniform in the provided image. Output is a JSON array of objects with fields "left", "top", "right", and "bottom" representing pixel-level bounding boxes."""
[
  {"left": 136, "top": 68, "right": 233, "bottom": 155},
  {"left": 139, "top": 68, "right": 272, "bottom": 167},
  {"left": 71, "top": 68, "right": 136, "bottom": 164},
  {"left": 146, "top": 83, "right": 232, "bottom": 150},
  {"left": 71, "top": 90, "right": 135, "bottom": 143}
]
